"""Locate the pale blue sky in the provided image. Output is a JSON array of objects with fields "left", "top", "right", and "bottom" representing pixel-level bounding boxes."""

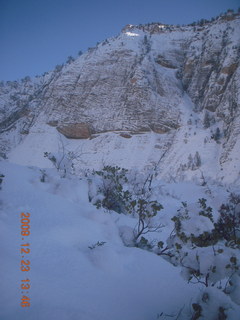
[{"left": 0, "top": 0, "right": 239, "bottom": 81}]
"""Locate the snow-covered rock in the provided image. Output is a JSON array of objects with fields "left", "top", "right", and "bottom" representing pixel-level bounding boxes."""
[{"left": 0, "top": 13, "right": 240, "bottom": 185}]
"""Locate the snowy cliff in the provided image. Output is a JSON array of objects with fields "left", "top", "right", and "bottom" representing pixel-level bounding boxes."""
[{"left": 0, "top": 13, "right": 239, "bottom": 185}]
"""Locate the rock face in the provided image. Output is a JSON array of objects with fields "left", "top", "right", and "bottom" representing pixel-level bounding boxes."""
[
  {"left": 0, "top": 12, "right": 240, "bottom": 184},
  {"left": 56, "top": 123, "right": 91, "bottom": 139}
]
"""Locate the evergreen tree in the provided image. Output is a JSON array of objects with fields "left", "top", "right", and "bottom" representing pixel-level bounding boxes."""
[
  {"left": 188, "top": 154, "right": 193, "bottom": 170},
  {"left": 54, "top": 64, "right": 63, "bottom": 72},
  {"left": 66, "top": 56, "right": 74, "bottom": 64},
  {"left": 194, "top": 151, "right": 201, "bottom": 168},
  {"left": 203, "top": 112, "right": 211, "bottom": 128},
  {"left": 213, "top": 127, "right": 221, "bottom": 143}
]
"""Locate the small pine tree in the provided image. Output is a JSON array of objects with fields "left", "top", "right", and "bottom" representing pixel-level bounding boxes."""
[
  {"left": 194, "top": 151, "right": 201, "bottom": 169},
  {"left": 66, "top": 56, "right": 74, "bottom": 64},
  {"left": 203, "top": 112, "right": 211, "bottom": 128},
  {"left": 188, "top": 154, "right": 193, "bottom": 170},
  {"left": 22, "top": 76, "right": 30, "bottom": 82},
  {"left": 213, "top": 127, "right": 221, "bottom": 143},
  {"left": 55, "top": 64, "right": 63, "bottom": 72}
]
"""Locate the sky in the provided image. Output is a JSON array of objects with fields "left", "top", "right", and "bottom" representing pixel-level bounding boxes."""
[{"left": 0, "top": 0, "right": 239, "bottom": 81}]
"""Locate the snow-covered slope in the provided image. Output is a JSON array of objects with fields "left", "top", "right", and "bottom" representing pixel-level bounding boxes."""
[
  {"left": 0, "top": 161, "right": 197, "bottom": 320},
  {"left": 1, "top": 161, "right": 240, "bottom": 320},
  {"left": 0, "top": 13, "right": 240, "bottom": 185}
]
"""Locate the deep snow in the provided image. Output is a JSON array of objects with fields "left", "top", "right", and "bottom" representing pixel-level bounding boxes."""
[
  {"left": 1, "top": 159, "right": 240, "bottom": 319},
  {"left": 0, "top": 161, "right": 199, "bottom": 320}
]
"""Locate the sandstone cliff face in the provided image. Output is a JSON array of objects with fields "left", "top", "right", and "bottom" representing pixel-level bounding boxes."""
[
  {"left": 36, "top": 34, "right": 182, "bottom": 135},
  {"left": 0, "top": 13, "right": 239, "bottom": 184}
]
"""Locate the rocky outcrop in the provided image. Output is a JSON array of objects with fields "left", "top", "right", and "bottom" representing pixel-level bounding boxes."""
[
  {"left": 56, "top": 123, "right": 91, "bottom": 139},
  {"left": 181, "top": 18, "right": 240, "bottom": 115},
  {"left": 119, "top": 133, "right": 132, "bottom": 139},
  {"left": 155, "top": 55, "right": 177, "bottom": 69}
]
